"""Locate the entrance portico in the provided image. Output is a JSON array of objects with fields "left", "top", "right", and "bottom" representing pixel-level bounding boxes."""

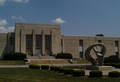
[{"left": 15, "top": 23, "right": 61, "bottom": 56}]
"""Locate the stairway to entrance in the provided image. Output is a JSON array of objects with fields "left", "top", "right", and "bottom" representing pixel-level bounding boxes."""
[
  {"left": 27, "top": 56, "right": 40, "bottom": 59},
  {"left": 27, "top": 56, "right": 55, "bottom": 59}
]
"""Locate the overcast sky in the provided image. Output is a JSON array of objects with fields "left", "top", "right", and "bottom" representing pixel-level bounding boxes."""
[{"left": 0, "top": 0, "right": 120, "bottom": 37}]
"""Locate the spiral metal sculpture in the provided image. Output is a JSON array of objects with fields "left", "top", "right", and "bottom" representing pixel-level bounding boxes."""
[{"left": 85, "top": 43, "right": 106, "bottom": 66}]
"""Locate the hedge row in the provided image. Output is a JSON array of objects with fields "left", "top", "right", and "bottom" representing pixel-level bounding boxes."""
[
  {"left": 50, "top": 66, "right": 85, "bottom": 76},
  {"left": 109, "top": 71, "right": 120, "bottom": 77},
  {"left": 29, "top": 65, "right": 120, "bottom": 77},
  {"left": 104, "top": 55, "right": 120, "bottom": 63},
  {"left": 90, "top": 70, "right": 102, "bottom": 77},
  {"left": 3, "top": 52, "right": 26, "bottom": 60},
  {"left": 29, "top": 64, "right": 40, "bottom": 69},
  {"left": 56, "top": 53, "right": 73, "bottom": 59},
  {"left": 104, "top": 63, "right": 120, "bottom": 68},
  {"left": 29, "top": 65, "right": 49, "bottom": 70}
]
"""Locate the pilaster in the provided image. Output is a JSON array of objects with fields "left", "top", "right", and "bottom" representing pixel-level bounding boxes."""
[
  {"left": 7, "top": 33, "right": 11, "bottom": 52},
  {"left": 42, "top": 30, "right": 45, "bottom": 55},
  {"left": 20, "top": 29, "right": 26, "bottom": 53},
  {"left": 32, "top": 29, "right": 36, "bottom": 56}
]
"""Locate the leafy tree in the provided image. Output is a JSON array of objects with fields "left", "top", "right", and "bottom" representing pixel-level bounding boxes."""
[{"left": 96, "top": 34, "right": 104, "bottom": 36}]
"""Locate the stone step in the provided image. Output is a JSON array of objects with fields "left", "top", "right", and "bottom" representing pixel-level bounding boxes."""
[
  {"left": 27, "top": 56, "right": 40, "bottom": 59},
  {"left": 41, "top": 56, "right": 55, "bottom": 59}
]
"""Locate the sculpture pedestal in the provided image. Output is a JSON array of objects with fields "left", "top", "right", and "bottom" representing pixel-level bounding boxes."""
[{"left": 86, "top": 66, "right": 113, "bottom": 70}]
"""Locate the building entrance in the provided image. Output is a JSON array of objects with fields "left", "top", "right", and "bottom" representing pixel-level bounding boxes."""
[{"left": 36, "top": 49, "right": 41, "bottom": 56}]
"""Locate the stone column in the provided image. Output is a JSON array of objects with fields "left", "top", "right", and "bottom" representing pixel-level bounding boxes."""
[
  {"left": 7, "top": 33, "right": 11, "bottom": 53},
  {"left": 42, "top": 30, "right": 45, "bottom": 55},
  {"left": 32, "top": 29, "right": 36, "bottom": 56},
  {"left": 51, "top": 30, "right": 56, "bottom": 55},
  {"left": 15, "top": 28, "right": 20, "bottom": 52},
  {"left": 20, "top": 29, "right": 26, "bottom": 54}
]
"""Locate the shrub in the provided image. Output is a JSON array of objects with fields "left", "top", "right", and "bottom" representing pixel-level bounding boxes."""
[
  {"left": 56, "top": 53, "right": 73, "bottom": 59},
  {"left": 104, "top": 55, "right": 119, "bottom": 63},
  {"left": 109, "top": 71, "right": 120, "bottom": 77},
  {"left": 29, "top": 64, "right": 40, "bottom": 69},
  {"left": 90, "top": 70, "right": 102, "bottom": 77},
  {"left": 54, "top": 66, "right": 61, "bottom": 71},
  {"left": 50, "top": 66, "right": 60, "bottom": 71},
  {"left": 64, "top": 66, "right": 86, "bottom": 69},
  {"left": 63, "top": 68, "right": 74, "bottom": 74},
  {"left": 59, "top": 67, "right": 66, "bottom": 73},
  {"left": 104, "top": 63, "right": 116, "bottom": 67},
  {"left": 50, "top": 66, "right": 55, "bottom": 70},
  {"left": 41, "top": 65, "right": 49, "bottom": 70},
  {"left": 3, "top": 52, "right": 26, "bottom": 60},
  {"left": 73, "top": 70, "right": 85, "bottom": 76},
  {"left": 115, "top": 64, "right": 120, "bottom": 68}
]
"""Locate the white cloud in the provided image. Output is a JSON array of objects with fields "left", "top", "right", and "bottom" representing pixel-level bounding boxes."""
[
  {"left": 0, "top": 19, "right": 8, "bottom": 26},
  {"left": 13, "top": 0, "right": 29, "bottom": 3},
  {"left": 19, "top": 15, "right": 26, "bottom": 21},
  {"left": 0, "top": 0, "right": 6, "bottom": 5},
  {"left": 52, "top": 18, "right": 66, "bottom": 23},
  {"left": 11, "top": 15, "right": 26, "bottom": 21},
  {"left": 0, "top": 26, "right": 14, "bottom": 33},
  {"left": 11, "top": 16, "right": 17, "bottom": 19}
]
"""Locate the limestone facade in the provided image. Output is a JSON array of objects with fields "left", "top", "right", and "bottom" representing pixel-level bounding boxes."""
[{"left": 0, "top": 23, "right": 119, "bottom": 59}]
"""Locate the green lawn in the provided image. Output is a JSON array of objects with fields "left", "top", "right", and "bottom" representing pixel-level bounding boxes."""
[
  {"left": 76, "top": 59, "right": 91, "bottom": 64},
  {"left": 0, "top": 68, "right": 119, "bottom": 82},
  {"left": 0, "top": 60, "right": 25, "bottom": 65}
]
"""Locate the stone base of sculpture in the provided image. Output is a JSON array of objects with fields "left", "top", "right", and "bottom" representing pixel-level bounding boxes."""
[{"left": 86, "top": 66, "right": 113, "bottom": 71}]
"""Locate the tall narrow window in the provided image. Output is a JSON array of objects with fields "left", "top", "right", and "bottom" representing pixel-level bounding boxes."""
[
  {"left": 98, "top": 40, "right": 102, "bottom": 52},
  {"left": 45, "top": 35, "right": 51, "bottom": 56},
  {"left": 61, "top": 39, "right": 63, "bottom": 53},
  {"left": 115, "top": 41, "right": 119, "bottom": 56},
  {"left": 79, "top": 40, "right": 83, "bottom": 58},
  {"left": 36, "top": 35, "right": 41, "bottom": 48},
  {"left": 36, "top": 35, "right": 42, "bottom": 56},
  {"left": 26, "top": 35, "right": 32, "bottom": 48},
  {"left": 26, "top": 35, "right": 32, "bottom": 56}
]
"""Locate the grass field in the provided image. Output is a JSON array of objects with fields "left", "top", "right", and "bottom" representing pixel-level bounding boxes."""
[
  {"left": 0, "top": 60, "right": 25, "bottom": 65},
  {"left": 0, "top": 68, "right": 119, "bottom": 82}
]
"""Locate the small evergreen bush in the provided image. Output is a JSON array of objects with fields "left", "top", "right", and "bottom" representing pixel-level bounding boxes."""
[
  {"left": 63, "top": 68, "right": 74, "bottom": 74},
  {"left": 104, "top": 63, "right": 116, "bottom": 67},
  {"left": 109, "top": 71, "right": 120, "bottom": 77},
  {"left": 90, "top": 70, "right": 102, "bottom": 77},
  {"left": 50, "top": 66, "right": 55, "bottom": 70},
  {"left": 29, "top": 64, "right": 40, "bottom": 69},
  {"left": 50, "top": 66, "right": 60, "bottom": 71},
  {"left": 56, "top": 53, "right": 73, "bottom": 59},
  {"left": 41, "top": 65, "right": 49, "bottom": 70},
  {"left": 73, "top": 70, "right": 85, "bottom": 76},
  {"left": 59, "top": 67, "right": 65, "bottom": 73},
  {"left": 104, "top": 55, "right": 119, "bottom": 63},
  {"left": 54, "top": 66, "right": 60, "bottom": 71},
  {"left": 3, "top": 52, "right": 26, "bottom": 60},
  {"left": 115, "top": 64, "right": 120, "bottom": 68}
]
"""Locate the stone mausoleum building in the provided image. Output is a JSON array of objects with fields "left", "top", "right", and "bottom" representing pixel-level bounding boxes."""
[{"left": 0, "top": 23, "right": 120, "bottom": 59}]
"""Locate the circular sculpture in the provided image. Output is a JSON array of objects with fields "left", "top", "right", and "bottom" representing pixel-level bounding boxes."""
[{"left": 85, "top": 43, "right": 106, "bottom": 66}]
